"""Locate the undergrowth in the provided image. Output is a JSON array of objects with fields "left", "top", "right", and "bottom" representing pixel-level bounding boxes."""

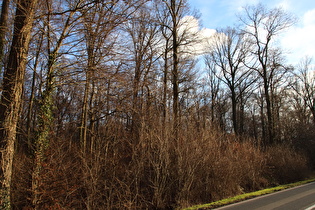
[{"left": 12, "top": 125, "right": 312, "bottom": 209}]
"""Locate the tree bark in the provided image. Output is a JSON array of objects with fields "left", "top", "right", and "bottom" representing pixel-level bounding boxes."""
[
  {"left": 0, "top": 0, "right": 37, "bottom": 207},
  {"left": 162, "top": 40, "right": 169, "bottom": 140},
  {"left": 80, "top": 69, "right": 90, "bottom": 153},
  {"left": 131, "top": 54, "right": 142, "bottom": 144},
  {"left": 263, "top": 75, "right": 274, "bottom": 145},
  {"left": 27, "top": 34, "right": 43, "bottom": 151},
  {"left": 171, "top": 0, "right": 179, "bottom": 141},
  {"left": 231, "top": 89, "right": 238, "bottom": 134},
  {"left": 0, "top": 0, "right": 9, "bottom": 73},
  {"left": 311, "top": 98, "right": 315, "bottom": 125}
]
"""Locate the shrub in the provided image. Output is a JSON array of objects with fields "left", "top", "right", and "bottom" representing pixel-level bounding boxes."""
[
  {"left": 264, "top": 144, "right": 310, "bottom": 184},
  {"left": 11, "top": 123, "right": 312, "bottom": 209}
]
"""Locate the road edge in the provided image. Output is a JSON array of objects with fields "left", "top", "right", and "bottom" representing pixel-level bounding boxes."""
[{"left": 182, "top": 178, "right": 315, "bottom": 210}]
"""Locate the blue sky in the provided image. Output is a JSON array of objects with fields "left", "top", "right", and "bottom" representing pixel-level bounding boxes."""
[{"left": 188, "top": 0, "right": 315, "bottom": 65}]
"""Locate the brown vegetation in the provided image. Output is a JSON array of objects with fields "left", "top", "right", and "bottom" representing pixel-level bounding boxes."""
[
  {"left": 0, "top": 0, "right": 314, "bottom": 209},
  {"left": 10, "top": 125, "right": 311, "bottom": 209}
]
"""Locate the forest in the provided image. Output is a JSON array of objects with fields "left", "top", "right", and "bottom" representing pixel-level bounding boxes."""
[{"left": 0, "top": 0, "right": 314, "bottom": 209}]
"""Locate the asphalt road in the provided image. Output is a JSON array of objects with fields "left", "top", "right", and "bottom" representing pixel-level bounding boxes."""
[{"left": 216, "top": 182, "right": 315, "bottom": 210}]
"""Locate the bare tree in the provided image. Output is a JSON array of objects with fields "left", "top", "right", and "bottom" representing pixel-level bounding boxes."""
[
  {"left": 31, "top": 0, "right": 86, "bottom": 207},
  {"left": 79, "top": 0, "right": 145, "bottom": 153},
  {"left": 79, "top": 0, "right": 119, "bottom": 153},
  {"left": 204, "top": 57, "right": 220, "bottom": 125},
  {"left": 206, "top": 27, "right": 255, "bottom": 134},
  {"left": 0, "top": 0, "right": 9, "bottom": 75},
  {"left": 0, "top": 0, "right": 38, "bottom": 207},
  {"left": 169, "top": 0, "right": 181, "bottom": 140},
  {"left": 159, "top": 0, "right": 199, "bottom": 139},
  {"left": 25, "top": 27, "right": 44, "bottom": 151},
  {"left": 123, "top": 4, "right": 159, "bottom": 143},
  {"left": 239, "top": 3, "right": 295, "bottom": 144},
  {"left": 293, "top": 57, "right": 315, "bottom": 124}
]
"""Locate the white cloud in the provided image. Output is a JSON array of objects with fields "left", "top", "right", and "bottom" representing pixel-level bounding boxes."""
[
  {"left": 198, "top": 28, "right": 217, "bottom": 53},
  {"left": 200, "top": 28, "right": 216, "bottom": 39},
  {"left": 179, "top": 16, "right": 200, "bottom": 35},
  {"left": 280, "top": 8, "right": 315, "bottom": 64},
  {"left": 304, "top": 9, "right": 315, "bottom": 25},
  {"left": 152, "top": 16, "right": 217, "bottom": 58},
  {"left": 178, "top": 16, "right": 216, "bottom": 56}
]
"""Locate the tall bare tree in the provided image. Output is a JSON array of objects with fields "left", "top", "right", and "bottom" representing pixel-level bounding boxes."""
[
  {"left": 124, "top": 4, "right": 159, "bottom": 143},
  {"left": 0, "top": 0, "right": 9, "bottom": 75},
  {"left": 239, "top": 3, "right": 295, "bottom": 144},
  {"left": 160, "top": 0, "right": 198, "bottom": 139},
  {"left": 0, "top": 0, "right": 38, "bottom": 207},
  {"left": 293, "top": 57, "right": 315, "bottom": 124},
  {"left": 79, "top": 0, "right": 145, "bottom": 153},
  {"left": 31, "top": 0, "right": 85, "bottom": 207},
  {"left": 169, "top": 0, "right": 181, "bottom": 140},
  {"left": 79, "top": 0, "right": 117, "bottom": 153},
  {"left": 207, "top": 27, "right": 254, "bottom": 134}
]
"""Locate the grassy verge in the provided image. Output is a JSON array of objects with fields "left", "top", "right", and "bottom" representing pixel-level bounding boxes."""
[{"left": 183, "top": 178, "right": 315, "bottom": 210}]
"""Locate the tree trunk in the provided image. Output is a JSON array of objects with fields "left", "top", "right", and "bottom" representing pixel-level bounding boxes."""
[
  {"left": 88, "top": 80, "right": 96, "bottom": 153},
  {"left": 162, "top": 41, "right": 168, "bottom": 140},
  {"left": 27, "top": 69, "right": 36, "bottom": 147},
  {"left": 311, "top": 98, "right": 315, "bottom": 125},
  {"left": 264, "top": 76, "right": 274, "bottom": 145},
  {"left": 0, "top": 0, "right": 9, "bottom": 73},
  {"left": 32, "top": 54, "right": 55, "bottom": 209},
  {"left": 131, "top": 59, "right": 141, "bottom": 144},
  {"left": 0, "top": 0, "right": 37, "bottom": 207},
  {"left": 260, "top": 96, "right": 266, "bottom": 146},
  {"left": 231, "top": 89, "right": 238, "bottom": 134},
  {"left": 32, "top": 6, "right": 75, "bottom": 207},
  {"left": 80, "top": 71, "right": 90, "bottom": 153},
  {"left": 239, "top": 96, "right": 245, "bottom": 135},
  {"left": 80, "top": 51, "right": 95, "bottom": 153},
  {"left": 27, "top": 34, "right": 43, "bottom": 151},
  {"left": 171, "top": 0, "right": 179, "bottom": 141}
]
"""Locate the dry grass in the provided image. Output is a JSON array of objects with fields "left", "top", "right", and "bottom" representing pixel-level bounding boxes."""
[
  {"left": 11, "top": 122, "right": 311, "bottom": 209},
  {"left": 264, "top": 144, "right": 310, "bottom": 184}
]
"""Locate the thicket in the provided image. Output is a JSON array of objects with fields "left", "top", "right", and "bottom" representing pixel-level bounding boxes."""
[{"left": 11, "top": 123, "right": 311, "bottom": 209}]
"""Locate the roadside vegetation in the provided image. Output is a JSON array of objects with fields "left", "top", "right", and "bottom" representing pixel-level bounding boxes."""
[
  {"left": 12, "top": 127, "right": 314, "bottom": 209},
  {"left": 184, "top": 178, "right": 315, "bottom": 210}
]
